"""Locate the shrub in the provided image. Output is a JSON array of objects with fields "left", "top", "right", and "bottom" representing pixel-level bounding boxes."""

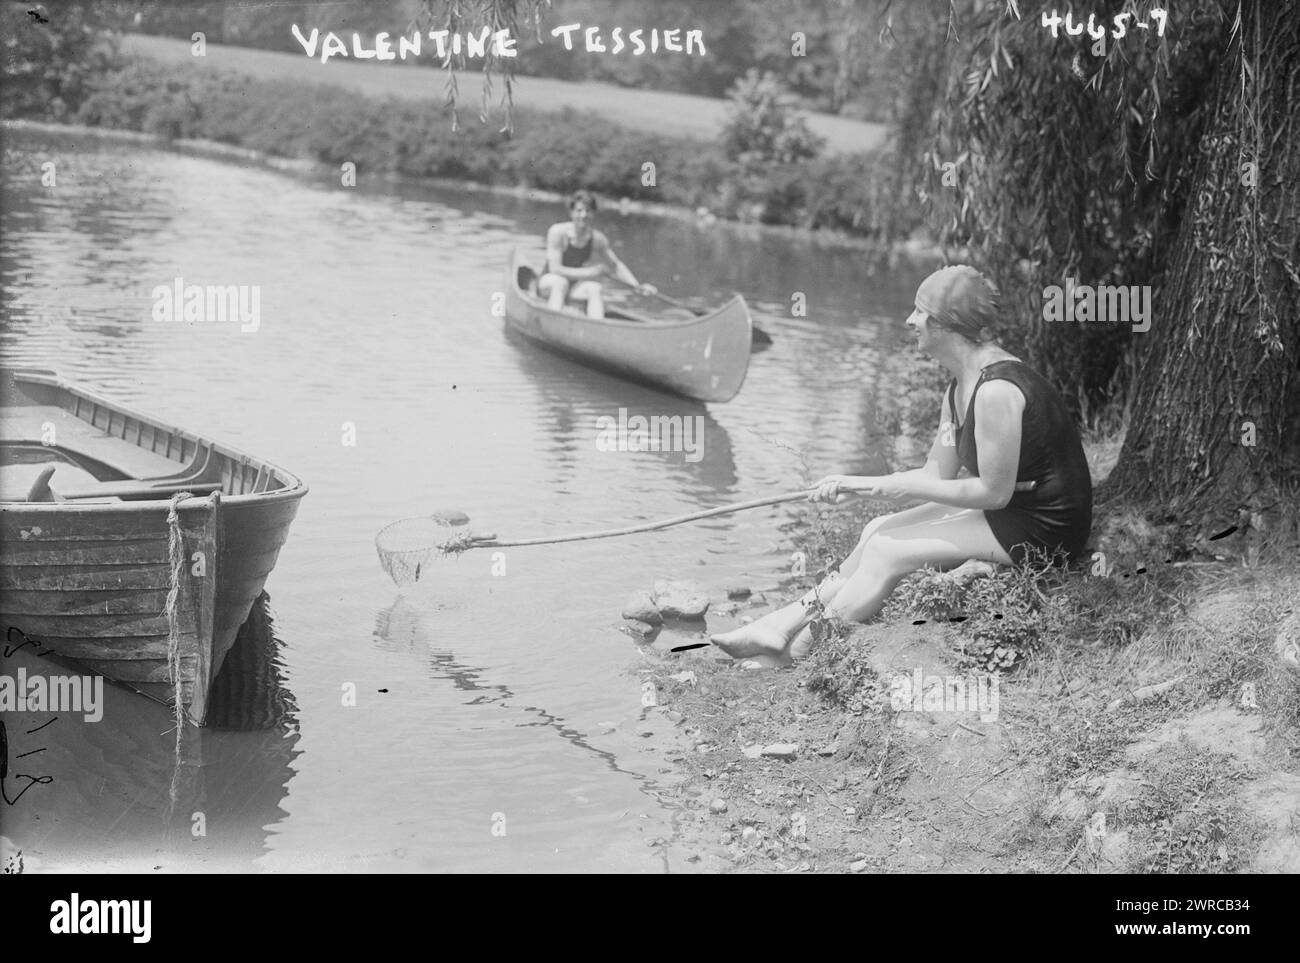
[
  {"left": 721, "top": 69, "right": 824, "bottom": 167},
  {"left": 508, "top": 109, "right": 615, "bottom": 192},
  {"left": 0, "top": 7, "right": 121, "bottom": 121},
  {"left": 804, "top": 152, "right": 880, "bottom": 234}
]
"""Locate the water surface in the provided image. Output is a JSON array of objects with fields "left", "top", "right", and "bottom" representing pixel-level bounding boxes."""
[{"left": 0, "top": 127, "right": 925, "bottom": 872}]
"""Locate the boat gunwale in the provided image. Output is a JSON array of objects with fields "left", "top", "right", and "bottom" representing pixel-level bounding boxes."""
[{"left": 0, "top": 368, "right": 308, "bottom": 512}]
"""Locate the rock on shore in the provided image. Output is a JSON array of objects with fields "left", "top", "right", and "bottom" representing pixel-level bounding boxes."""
[{"left": 652, "top": 579, "right": 710, "bottom": 619}]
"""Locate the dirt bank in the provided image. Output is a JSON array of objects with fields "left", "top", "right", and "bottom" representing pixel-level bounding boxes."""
[{"left": 631, "top": 496, "right": 1299, "bottom": 874}]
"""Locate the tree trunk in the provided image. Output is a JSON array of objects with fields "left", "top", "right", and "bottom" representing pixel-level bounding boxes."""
[{"left": 1105, "top": 0, "right": 1300, "bottom": 532}]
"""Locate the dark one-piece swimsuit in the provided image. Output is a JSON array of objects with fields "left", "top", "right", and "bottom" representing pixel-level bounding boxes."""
[
  {"left": 544, "top": 232, "right": 593, "bottom": 274},
  {"left": 950, "top": 360, "right": 1093, "bottom": 566}
]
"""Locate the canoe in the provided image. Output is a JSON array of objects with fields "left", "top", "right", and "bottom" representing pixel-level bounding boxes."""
[
  {"left": 0, "top": 367, "right": 307, "bottom": 725},
  {"left": 503, "top": 248, "right": 752, "bottom": 403}
]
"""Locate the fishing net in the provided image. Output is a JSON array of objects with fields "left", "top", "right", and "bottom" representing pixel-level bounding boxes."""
[{"left": 374, "top": 511, "right": 488, "bottom": 585}]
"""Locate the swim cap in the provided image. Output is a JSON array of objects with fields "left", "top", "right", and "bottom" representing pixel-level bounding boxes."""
[{"left": 914, "top": 265, "right": 998, "bottom": 341}]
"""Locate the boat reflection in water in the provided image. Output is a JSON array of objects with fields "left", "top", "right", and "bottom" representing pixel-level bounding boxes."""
[
  {"left": 502, "top": 319, "right": 741, "bottom": 496},
  {"left": 1, "top": 592, "right": 299, "bottom": 872}
]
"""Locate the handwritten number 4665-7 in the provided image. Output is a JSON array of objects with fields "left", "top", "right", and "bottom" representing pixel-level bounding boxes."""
[{"left": 1041, "top": 9, "right": 1168, "bottom": 39}]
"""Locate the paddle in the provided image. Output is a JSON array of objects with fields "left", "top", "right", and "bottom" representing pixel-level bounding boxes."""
[{"left": 611, "top": 276, "right": 774, "bottom": 346}]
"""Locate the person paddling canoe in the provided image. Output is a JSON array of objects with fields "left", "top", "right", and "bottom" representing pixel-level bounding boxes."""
[
  {"left": 537, "top": 190, "right": 656, "bottom": 319},
  {"left": 711, "top": 264, "right": 1093, "bottom": 666}
]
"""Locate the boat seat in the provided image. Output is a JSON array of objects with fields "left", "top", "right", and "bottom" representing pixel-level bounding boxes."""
[
  {"left": 1, "top": 405, "right": 186, "bottom": 479},
  {"left": 1, "top": 422, "right": 225, "bottom": 502}
]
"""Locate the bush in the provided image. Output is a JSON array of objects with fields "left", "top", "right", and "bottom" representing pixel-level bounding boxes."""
[
  {"left": 884, "top": 546, "right": 1075, "bottom": 672},
  {"left": 508, "top": 109, "right": 615, "bottom": 192},
  {"left": 1, "top": 7, "right": 121, "bottom": 121},
  {"left": 715, "top": 71, "right": 832, "bottom": 228},
  {"left": 721, "top": 69, "right": 824, "bottom": 167},
  {"left": 804, "top": 152, "right": 880, "bottom": 234}
]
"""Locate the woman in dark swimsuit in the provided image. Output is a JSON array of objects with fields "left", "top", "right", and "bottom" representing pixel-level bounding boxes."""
[
  {"left": 537, "top": 190, "right": 655, "bottom": 319},
  {"left": 712, "top": 265, "right": 1093, "bottom": 666}
]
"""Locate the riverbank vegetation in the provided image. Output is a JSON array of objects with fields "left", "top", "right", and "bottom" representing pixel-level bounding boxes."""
[{"left": 1, "top": 8, "right": 894, "bottom": 237}]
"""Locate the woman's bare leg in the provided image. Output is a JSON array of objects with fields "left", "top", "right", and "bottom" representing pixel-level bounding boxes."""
[
  {"left": 711, "top": 506, "right": 1012, "bottom": 664},
  {"left": 711, "top": 502, "right": 953, "bottom": 660},
  {"left": 539, "top": 274, "right": 570, "bottom": 311},
  {"left": 571, "top": 280, "right": 605, "bottom": 319},
  {"left": 831, "top": 508, "right": 1010, "bottom": 617}
]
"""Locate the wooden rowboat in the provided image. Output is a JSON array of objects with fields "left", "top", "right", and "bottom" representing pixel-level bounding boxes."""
[
  {"left": 0, "top": 368, "right": 307, "bottom": 725},
  {"left": 504, "top": 248, "right": 752, "bottom": 403}
]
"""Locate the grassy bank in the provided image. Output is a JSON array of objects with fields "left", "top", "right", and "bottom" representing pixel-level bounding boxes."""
[{"left": 633, "top": 433, "right": 1300, "bottom": 873}]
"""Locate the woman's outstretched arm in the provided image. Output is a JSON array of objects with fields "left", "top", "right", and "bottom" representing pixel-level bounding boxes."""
[{"left": 816, "top": 381, "right": 1025, "bottom": 510}]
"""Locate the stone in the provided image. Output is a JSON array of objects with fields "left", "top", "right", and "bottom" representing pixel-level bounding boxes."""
[
  {"left": 615, "top": 619, "right": 658, "bottom": 641},
  {"left": 850, "top": 859, "right": 869, "bottom": 873},
  {"left": 709, "top": 799, "right": 728, "bottom": 814},
  {"left": 622, "top": 590, "right": 662, "bottom": 624},
  {"left": 725, "top": 584, "right": 752, "bottom": 600},
  {"left": 652, "top": 579, "right": 710, "bottom": 619},
  {"left": 760, "top": 743, "right": 799, "bottom": 761}
]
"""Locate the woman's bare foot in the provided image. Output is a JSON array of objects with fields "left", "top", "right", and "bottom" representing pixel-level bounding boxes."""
[
  {"left": 709, "top": 622, "right": 790, "bottom": 661},
  {"left": 709, "top": 604, "right": 800, "bottom": 660}
]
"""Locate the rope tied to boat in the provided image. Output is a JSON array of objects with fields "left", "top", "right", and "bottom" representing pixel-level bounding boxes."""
[
  {"left": 164, "top": 491, "right": 193, "bottom": 807},
  {"left": 162, "top": 490, "right": 221, "bottom": 821}
]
